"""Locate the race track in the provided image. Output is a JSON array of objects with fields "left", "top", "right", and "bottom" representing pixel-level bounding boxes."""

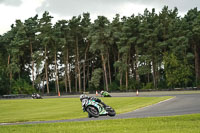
[{"left": 1, "top": 92, "right": 200, "bottom": 125}]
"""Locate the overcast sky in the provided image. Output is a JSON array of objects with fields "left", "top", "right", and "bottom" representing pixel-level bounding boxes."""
[{"left": 0, "top": 0, "right": 199, "bottom": 35}]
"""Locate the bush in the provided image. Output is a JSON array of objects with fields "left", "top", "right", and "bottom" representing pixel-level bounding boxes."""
[
  {"left": 0, "top": 72, "right": 10, "bottom": 95},
  {"left": 158, "top": 80, "right": 168, "bottom": 89},
  {"left": 108, "top": 81, "right": 119, "bottom": 91},
  {"left": 197, "top": 80, "right": 200, "bottom": 89},
  {"left": 59, "top": 81, "right": 66, "bottom": 92},
  {"left": 141, "top": 82, "right": 154, "bottom": 90},
  {"left": 90, "top": 68, "right": 102, "bottom": 89},
  {"left": 128, "top": 79, "right": 141, "bottom": 90},
  {"left": 119, "top": 85, "right": 126, "bottom": 91},
  {"left": 11, "top": 79, "right": 35, "bottom": 94}
]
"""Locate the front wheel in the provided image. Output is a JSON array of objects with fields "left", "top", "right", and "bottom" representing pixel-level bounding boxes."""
[
  {"left": 106, "top": 107, "right": 116, "bottom": 117},
  {"left": 108, "top": 110, "right": 116, "bottom": 116},
  {"left": 86, "top": 106, "right": 99, "bottom": 118}
]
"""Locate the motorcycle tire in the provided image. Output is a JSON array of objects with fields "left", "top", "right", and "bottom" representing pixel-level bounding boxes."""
[
  {"left": 106, "top": 107, "right": 116, "bottom": 117},
  {"left": 104, "top": 94, "right": 111, "bottom": 97},
  {"left": 86, "top": 106, "right": 99, "bottom": 118}
]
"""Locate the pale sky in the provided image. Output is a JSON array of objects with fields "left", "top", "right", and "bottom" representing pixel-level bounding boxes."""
[{"left": 0, "top": 0, "right": 199, "bottom": 35}]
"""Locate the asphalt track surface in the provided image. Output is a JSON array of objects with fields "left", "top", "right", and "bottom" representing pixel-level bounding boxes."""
[{"left": 1, "top": 92, "right": 200, "bottom": 125}]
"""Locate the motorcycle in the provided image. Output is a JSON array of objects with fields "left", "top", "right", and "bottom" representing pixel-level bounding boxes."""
[
  {"left": 81, "top": 98, "right": 116, "bottom": 118},
  {"left": 101, "top": 91, "right": 112, "bottom": 97},
  {"left": 32, "top": 93, "right": 43, "bottom": 99}
]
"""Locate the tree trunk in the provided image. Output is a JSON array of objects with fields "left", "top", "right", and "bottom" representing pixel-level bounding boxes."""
[
  {"left": 125, "top": 54, "right": 128, "bottom": 89},
  {"left": 101, "top": 54, "right": 109, "bottom": 91},
  {"left": 148, "top": 62, "right": 151, "bottom": 83},
  {"left": 83, "top": 43, "right": 89, "bottom": 92},
  {"left": 102, "top": 62, "right": 106, "bottom": 89},
  {"left": 76, "top": 36, "right": 81, "bottom": 92},
  {"left": 64, "top": 54, "right": 68, "bottom": 93},
  {"left": 152, "top": 58, "right": 157, "bottom": 89},
  {"left": 30, "top": 42, "right": 35, "bottom": 89},
  {"left": 75, "top": 64, "right": 78, "bottom": 92},
  {"left": 7, "top": 55, "right": 10, "bottom": 70},
  {"left": 87, "top": 61, "right": 90, "bottom": 88},
  {"left": 135, "top": 54, "right": 140, "bottom": 82},
  {"left": 42, "top": 77, "right": 45, "bottom": 94},
  {"left": 120, "top": 71, "right": 123, "bottom": 87},
  {"left": 45, "top": 45, "right": 49, "bottom": 94},
  {"left": 126, "top": 51, "right": 131, "bottom": 89},
  {"left": 194, "top": 44, "right": 200, "bottom": 84},
  {"left": 107, "top": 52, "right": 112, "bottom": 84},
  {"left": 55, "top": 52, "right": 60, "bottom": 94},
  {"left": 7, "top": 54, "right": 12, "bottom": 93},
  {"left": 125, "top": 70, "right": 128, "bottom": 89},
  {"left": 83, "top": 58, "right": 86, "bottom": 92},
  {"left": 7, "top": 55, "right": 12, "bottom": 80},
  {"left": 125, "top": 54, "right": 129, "bottom": 89},
  {"left": 67, "top": 49, "right": 72, "bottom": 93},
  {"left": 114, "top": 54, "right": 117, "bottom": 75},
  {"left": 64, "top": 71, "right": 68, "bottom": 93}
]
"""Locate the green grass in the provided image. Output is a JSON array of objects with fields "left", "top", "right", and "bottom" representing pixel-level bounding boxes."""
[
  {"left": 0, "top": 114, "right": 200, "bottom": 133},
  {"left": 0, "top": 96, "right": 172, "bottom": 123}
]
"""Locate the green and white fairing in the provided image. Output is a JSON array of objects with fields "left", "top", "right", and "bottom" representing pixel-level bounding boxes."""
[{"left": 82, "top": 99, "right": 107, "bottom": 115}]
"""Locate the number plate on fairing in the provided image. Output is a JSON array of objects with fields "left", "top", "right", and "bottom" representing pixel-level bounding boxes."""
[{"left": 82, "top": 99, "right": 88, "bottom": 106}]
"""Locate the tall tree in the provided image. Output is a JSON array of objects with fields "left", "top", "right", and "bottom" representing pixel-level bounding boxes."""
[
  {"left": 24, "top": 15, "right": 39, "bottom": 89},
  {"left": 10, "top": 20, "right": 29, "bottom": 79},
  {"left": 185, "top": 8, "right": 200, "bottom": 85},
  {"left": 55, "top": 20, "right": 72, "bottom": 93},
  {"left": 38, "top": 11, "right": 53, "bottom": 94},
  {"left": 80, "top": 13, "right": 91, "bottom": 92},
  {"left": 111, "top": 14, "right": 123, "bottom": 87},
  {"left": 0, "top": 34, "right": 10, "bottom": 94},
  {"left": 89, "top": 16, "right": 110, "bottom": 91},
  {"left": 69, "top": 16, "right": 82, "bottom": 92},
  {"left": 138, "top": 8, "right": 161, "bottom": 89}
]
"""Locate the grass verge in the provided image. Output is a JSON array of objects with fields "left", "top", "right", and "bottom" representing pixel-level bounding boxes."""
[
  {"left": 0, "top": 114, "right": 200, "bottom": 133},
  {"left": 0, "top": 96, "right": 172, "bottom": 123}
]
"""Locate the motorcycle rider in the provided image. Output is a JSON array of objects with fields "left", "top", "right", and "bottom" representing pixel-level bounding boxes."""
[
  {"left": 80, "top": 94, "right": 107, "bottom": 108},
  {"left": 100, "top": 91, "right": 104, "bottom": 96}
]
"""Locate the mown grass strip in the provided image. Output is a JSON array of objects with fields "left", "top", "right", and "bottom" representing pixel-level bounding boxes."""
[
  {"left": 0, "top": 114, "right": 200, "bottom": 133},
  {"left": 0, "top": 96, "right": 172, "bottom": 123}
]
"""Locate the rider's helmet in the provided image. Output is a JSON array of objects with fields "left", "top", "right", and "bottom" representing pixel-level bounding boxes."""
[
  {"left": 80, "top": 94, "right": 88, "bottom": 101},
  {"left": 100, "top": 91, "right": 104, "bottom": 95}
]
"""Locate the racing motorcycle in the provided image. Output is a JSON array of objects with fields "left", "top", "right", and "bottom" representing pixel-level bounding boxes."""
[
  {"left": 100, "top": 91, "right": 112, "bottom": 97},
  {"left": 81, "top": 98, "right": 116, "bottom": 118},
  {"left": 31, "top": 93, "right": 43, "bottom": 99}
]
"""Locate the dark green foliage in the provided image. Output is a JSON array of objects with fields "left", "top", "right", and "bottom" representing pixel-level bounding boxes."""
[
  {"left": 89, "top": 68, "right": 102, "bottom": 89},
  {"left": 128, "top": 79, "right": 141, "bottom": 90},
  {"left": 164, "top": 53, "right": 193, "bottom": 88},
  {"left": 11, "top": 79, "right": 35, "bottom": 94},
  {"left": 0, "top": 7, "right": 200, "bottom": 95},
  {"left": 108, "top": 81, "right": 119, "bottom": 91},
  {"left": 0, "top": 71, "right": 10, "bottom": 95},
  {"left": 142, "top": 82, "right": 154, "bottom": 90}
]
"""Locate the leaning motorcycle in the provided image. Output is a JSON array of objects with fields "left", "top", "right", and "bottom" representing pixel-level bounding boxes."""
[
  {"left": 32, "top": 93, "right": 43, "bottom": 99},
  {"left": 81, "top": 99, "right": 116, "bottom": 118},
  {"left": 101, "top": 91, "right": 112, "bottom": 97}
]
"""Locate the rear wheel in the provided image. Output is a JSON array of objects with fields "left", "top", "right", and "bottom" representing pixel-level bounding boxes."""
[{"left": 86, "top": 106, "right": 99, "bottom": 118}]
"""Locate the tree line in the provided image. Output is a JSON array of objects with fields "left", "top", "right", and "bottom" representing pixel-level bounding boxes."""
[{"left": 0, "top": 6, "right": 200, "bottom": 95}]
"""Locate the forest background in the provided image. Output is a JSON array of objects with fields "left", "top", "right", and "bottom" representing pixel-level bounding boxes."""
[{"left": 0, "top": 6, "right": 200, "bottom": 95}]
